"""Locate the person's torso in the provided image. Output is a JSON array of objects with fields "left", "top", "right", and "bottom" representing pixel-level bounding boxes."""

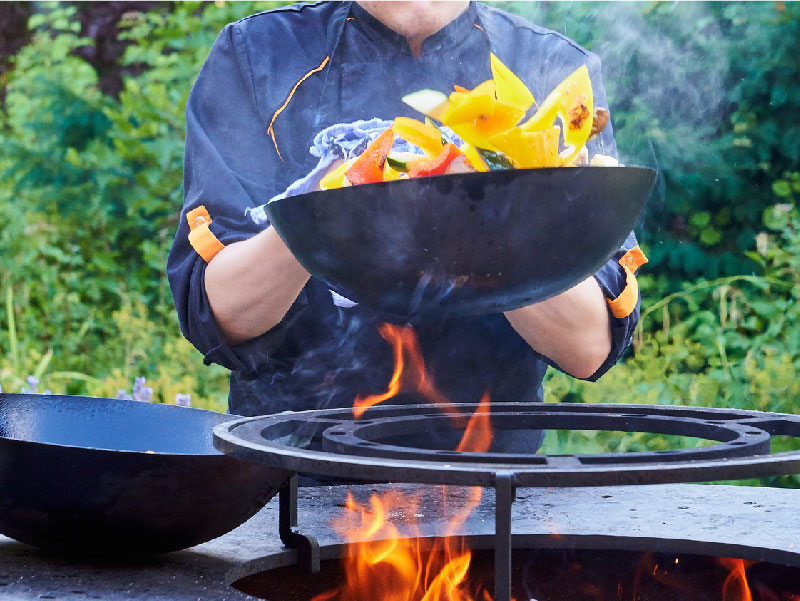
[{"left": 226, "top": 1, "right": 593, "bottom": 416}]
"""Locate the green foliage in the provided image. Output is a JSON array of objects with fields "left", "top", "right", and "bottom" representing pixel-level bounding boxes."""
[
  {"left": 544, "top": 200, "right": 800, "bottom": 485},
  {"left": 0, "top": 2, "right": 289, "bottom": 408}
]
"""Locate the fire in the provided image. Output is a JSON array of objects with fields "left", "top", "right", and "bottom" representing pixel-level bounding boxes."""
[
  {"left": 719, "top": 557, "right": 755, "bottom": 601},
  {"left": 455, "top": 392, "right": 492, "bottom": 454},
  {"left": 353, "top": 324, "right": 459, "bottom": 419},
  {"left": 315, "top": 400, "right": 493, "bottom": 601},
  {"left": 320, "top": 492, "right": 477, "bottom": 601},
  {"left": 333, "top": 324, "right": 766, "bottom": 601},
  {"left": 316, "top": 324, "right": 494, "bottom": 601}
]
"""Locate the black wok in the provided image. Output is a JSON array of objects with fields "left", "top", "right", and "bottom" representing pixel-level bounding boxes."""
[
  {"left": 0, "top": 394, "right": 289, "bottom": 554},
  {"left": 267, "top": 166, "right": 655, "bottom": 316}
]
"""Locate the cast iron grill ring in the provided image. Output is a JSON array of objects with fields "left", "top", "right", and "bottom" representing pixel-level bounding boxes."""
[{"left": 213, "top": 403, "right": 800, "bottom": 488}]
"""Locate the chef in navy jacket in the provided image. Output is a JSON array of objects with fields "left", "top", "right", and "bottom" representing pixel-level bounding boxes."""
[{"left": 167, "top": 2, "right": 647, "bottom": 432}]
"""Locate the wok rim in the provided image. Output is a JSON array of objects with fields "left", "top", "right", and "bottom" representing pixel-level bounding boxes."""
[
  {"left": 0, "top": 392, "right": 241, "bottom": 457},
  {"left": 269, "top": 164, "right": 654, "bottom": 196}
]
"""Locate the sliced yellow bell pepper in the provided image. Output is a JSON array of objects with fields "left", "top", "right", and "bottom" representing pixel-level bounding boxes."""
[
  {"left": 392, "top": 117, "right": 443, "bottom": 156},
  {"left": 489, "top": 126, "right": 560, "bottom": 169},
  {"left": 441, "top": 80, "right": 497, "bottom": 125},
  {"left": 520, "top": 65, "right": 593, "bottom": 165},
  {"left": 447, "top": 104, "right": 525, "bottom": 151},
  {"left": 439, "top": 79, "right": 526, "bottom": 150},
  {"left": 319, "top": 158, "right": 355, "bottom": 190},
  {"left": 490, "top": 53, "right": 535, "bottom": 112},
  {"left": 400, "top": 54, "right": 597, "bottom": 173},
  {"left": 461, "top": 144, "right": 489, "bottom": 172},
  {"left": 383, "top": 161, "right": 404, "bottom": 182}
]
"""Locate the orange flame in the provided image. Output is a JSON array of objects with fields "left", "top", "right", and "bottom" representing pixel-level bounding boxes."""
[
  {"left": 315, "top": 414, "right": 494, "bottom": 601},
  {"left": 353, "top": 324, "right": 459, "bottom": 419},
  {"left": 455, "top": 392, "right": 493, "bottom": 454},
  {"left": 719, "top": 557, "right": 755, "bottom": 601},
  {"left": 316, "top": 325, "right": 495, "bottom": 601},
  {"left": 340, "top": 326, "right": 770, "bottom": 601}
]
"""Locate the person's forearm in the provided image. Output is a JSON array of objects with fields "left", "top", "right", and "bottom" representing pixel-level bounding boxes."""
[
  {"left": 504, "top": 276, "right": 611, "bottom": 379},
  {"left": 205, "top": 227, "right": 310, "bottom": 345}
]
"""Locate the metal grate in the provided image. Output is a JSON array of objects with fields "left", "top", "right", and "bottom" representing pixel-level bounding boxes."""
[{"left": 214, "top": 402, "right": 800, "bottom": 601}]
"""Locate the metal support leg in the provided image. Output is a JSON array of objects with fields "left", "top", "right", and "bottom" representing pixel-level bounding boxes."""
[
  {"left": 279, "top": 474, "right": 320, "bottom": 573},
  {"left": 494, "top": 471, "right": 516, "bottom": 601}
]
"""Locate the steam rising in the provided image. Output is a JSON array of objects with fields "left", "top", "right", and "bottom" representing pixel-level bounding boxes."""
[{"left": 499, "top": 1, "right": 733, "bottom": 217}]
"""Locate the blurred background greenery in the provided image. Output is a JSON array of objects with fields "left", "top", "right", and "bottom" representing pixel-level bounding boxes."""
[{"left": 0, "top": 2, "right": 798, "bottom": 477}]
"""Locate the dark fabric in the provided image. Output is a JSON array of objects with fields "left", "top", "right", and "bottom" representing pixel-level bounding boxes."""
[{"left": 167, "top": 1, "right": 639, "bottom": 418}]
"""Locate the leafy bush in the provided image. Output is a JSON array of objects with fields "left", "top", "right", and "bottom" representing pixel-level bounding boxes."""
[
  {"left": 544, "top": 195, "right": 800, "bottom": 485},
  {"left": 0, "top": 3, "right": 288, "bottom": 408}
]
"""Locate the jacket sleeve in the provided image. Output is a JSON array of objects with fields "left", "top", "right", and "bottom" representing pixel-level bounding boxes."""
[
  {"left": 587, "top": 231, "right": 644, "bottom": 381},
  {"left": 166, "top": 23, "right": 309, "bottom": 376}
]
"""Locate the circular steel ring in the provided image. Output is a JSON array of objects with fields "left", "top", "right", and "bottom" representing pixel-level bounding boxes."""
[
  {"left": 320, "top": 410, "right": 769, "bottom": 464},
  {"left": 213, "top": 403, "right": 800, "bottom": 488}
]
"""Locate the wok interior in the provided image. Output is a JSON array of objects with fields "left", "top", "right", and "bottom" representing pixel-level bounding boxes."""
[{"left": 0, "top": 394, "right": 226, "bottom": 455}]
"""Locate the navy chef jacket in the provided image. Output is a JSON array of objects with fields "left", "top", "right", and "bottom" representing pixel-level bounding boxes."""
[{"left": 167, "top": 1, "right": 643, "bottom": 417}]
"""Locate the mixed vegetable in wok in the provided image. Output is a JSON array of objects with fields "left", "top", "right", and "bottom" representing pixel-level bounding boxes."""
[{"left": 319, "top": 53, "right": 616, "bottom": 190}]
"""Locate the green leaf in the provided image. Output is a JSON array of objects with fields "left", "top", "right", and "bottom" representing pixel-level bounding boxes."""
[
  {"left": 476, "top": 148, "right": 514, "bottom": 170},
  {"left": 772, "top": 180, "right": 792, "bottom": 198},
  {"left": 689, "top": 212, "right": 711, "bottom": 228},
  {"left": 700, "top": 227, "right": 722, "bottom": 246},
  {"left": 763, "top": 205, "right": 790, "bottom": 230}
]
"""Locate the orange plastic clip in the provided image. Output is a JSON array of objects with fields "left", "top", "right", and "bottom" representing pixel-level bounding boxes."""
[
  {"left": 186, "top": 206, "right": 224, "bottom": 263},
  {"left": 606, "top": 245, "right": 648, "bottom": 319}
]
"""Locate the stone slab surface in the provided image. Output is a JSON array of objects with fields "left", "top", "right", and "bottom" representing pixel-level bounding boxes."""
[{"left": 1, "top": 483, "right": 799, "bottom": 600}]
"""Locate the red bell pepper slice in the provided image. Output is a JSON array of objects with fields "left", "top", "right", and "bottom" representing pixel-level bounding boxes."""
[
  {"left": 344, "top": 128, "right": 395, "bottom": 185},
  {"left": 407, "top": 143, "right": 463, "bottom": 178}
]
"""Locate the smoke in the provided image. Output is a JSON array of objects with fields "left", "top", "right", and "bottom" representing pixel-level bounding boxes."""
[
  {"left": 506, "top": 2, "right": 730, "bottom": 153},
  {"left": 588, "top": 3, "right": 729, "bottom": 155},
  {"left": 498, "top": 1, "right": 736, "bottom": 228}
]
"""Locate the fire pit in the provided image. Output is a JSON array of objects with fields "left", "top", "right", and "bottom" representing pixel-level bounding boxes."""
[
  {"left": 232, "top": 547, "right": 800, "bottom": 601},
  {"left": 214, "top": 402, "right": 800, "bottom": 601}
]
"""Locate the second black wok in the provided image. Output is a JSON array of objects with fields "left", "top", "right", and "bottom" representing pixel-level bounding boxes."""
[{"left": 0, "top": 394, "right": 289, "bottom": 554}]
